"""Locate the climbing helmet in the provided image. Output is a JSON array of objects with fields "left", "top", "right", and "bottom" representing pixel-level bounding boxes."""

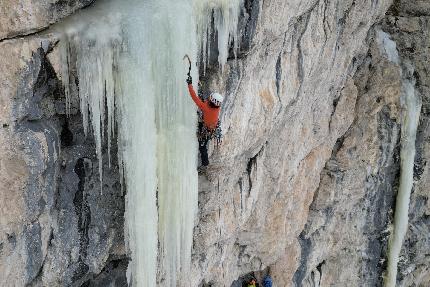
[{"left": 209, "top": 92, "right": 224, "bottom": 107}]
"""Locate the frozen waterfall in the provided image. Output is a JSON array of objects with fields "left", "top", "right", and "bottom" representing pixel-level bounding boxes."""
[{"left": 55, "top": 0, "right": 242, "bottom": 286}]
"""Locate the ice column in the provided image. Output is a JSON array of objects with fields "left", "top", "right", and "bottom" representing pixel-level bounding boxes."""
[
  {"left": 151, "top": 1, "right": 199, "bottom": 286},
  {"left": 384, "top": 74, "right": 421, "bottom": 287},
  {"left": 376, "top": 31, "right": 422, "bottom": 287}
]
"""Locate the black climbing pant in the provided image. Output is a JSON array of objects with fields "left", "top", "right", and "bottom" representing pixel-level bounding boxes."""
[
  {"left": 198, "top": 122, "right": 210, "bottom": 166},
  {"left": 199, "top": 137, "right": 209, "bottom": 166}
]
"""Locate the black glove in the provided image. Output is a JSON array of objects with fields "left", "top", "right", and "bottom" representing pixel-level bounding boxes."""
[{"left": 186, "top": 74, "right": 192, "bottom": 85}]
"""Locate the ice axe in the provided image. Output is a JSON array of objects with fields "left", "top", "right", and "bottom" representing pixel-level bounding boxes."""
[{"left": 183, "top": 54, "right": 192, "bottom": 77}]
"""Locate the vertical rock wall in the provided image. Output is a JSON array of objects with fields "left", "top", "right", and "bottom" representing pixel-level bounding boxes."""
[
  {"left": 290, "top": 1, "right": 430, "bottom": 286},
  {"left": 0, "top": 36, "right": 126, "bottom": 286},
  {"left": 296, "top": 29, "right": 402, "bottom": 287},
  {"left": 190, "top": 0, "right": 397, "bottom": 286}
]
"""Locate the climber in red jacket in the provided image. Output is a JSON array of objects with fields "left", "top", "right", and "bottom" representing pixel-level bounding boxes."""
[{"left": 186, "top": 74, "right": 223, "bottom": 167}]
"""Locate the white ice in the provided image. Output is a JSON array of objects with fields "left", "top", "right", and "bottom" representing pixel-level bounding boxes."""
[
  {"left": 375, "top": 32, "right": 422, "bottom": 287},
  {"left": 376, "top": 30, "right": 400, "bottom": 65},
  {"left": 56, "top": 0, "right": 242, "bottom": 285},
  {"left": 384, "top": 71, "right": 421, "bottom": 287}
]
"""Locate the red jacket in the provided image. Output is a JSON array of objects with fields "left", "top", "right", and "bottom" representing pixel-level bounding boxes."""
[{"left": 188, "top": 84, "right": 220, "bottom": 130}]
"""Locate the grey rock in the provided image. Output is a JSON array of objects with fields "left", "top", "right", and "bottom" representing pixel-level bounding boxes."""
[
  {"left": 0, "top": 0, "right": 94, "bottom": 41},
  {"left": 0, "top": 36, "right": 125, "bottom": 286}
]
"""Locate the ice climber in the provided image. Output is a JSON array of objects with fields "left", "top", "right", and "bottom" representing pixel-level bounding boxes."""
[
  {"left": 186, "top": 74, "right": 223, "bottom": 167},
  {"left": 262, "top": 269, "right": 273, "bottom": 287}
]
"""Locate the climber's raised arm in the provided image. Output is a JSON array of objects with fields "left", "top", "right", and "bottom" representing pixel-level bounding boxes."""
[{"left": 186, "top": 76, "right": 205, "bottom": 110}]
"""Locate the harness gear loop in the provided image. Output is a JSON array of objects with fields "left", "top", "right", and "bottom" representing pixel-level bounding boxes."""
[{"left": 197, "top": 114, "right": 223, "bottom": 146}]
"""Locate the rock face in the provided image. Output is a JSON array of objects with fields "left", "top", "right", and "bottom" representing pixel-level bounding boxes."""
[
  {"left": 294, "top": 6, "right": 430, "bottom": 287},
  {"left": 0, "top": 0, "right": 94, "bottom": 41},
  {"left": 0, "top": 0, "right": 429, "bottom": 287},
  {"left": 0, "top": 37, "right": 126, "bottom": 286},
  {"left": 295, "top": 30, "right": 402, "bottom": 287},
  {"left": 191, "top": 0, "right": 393, "bottom": 285}
]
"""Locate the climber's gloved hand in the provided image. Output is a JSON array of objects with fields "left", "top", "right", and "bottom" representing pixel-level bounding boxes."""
[{"left": 186, "top": 74, "right": 192, "bottom": 85}]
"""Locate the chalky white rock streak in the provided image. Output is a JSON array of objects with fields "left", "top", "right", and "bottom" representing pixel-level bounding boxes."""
[{"left": 57, "top": 0, "right": 242, "bottom": 286}]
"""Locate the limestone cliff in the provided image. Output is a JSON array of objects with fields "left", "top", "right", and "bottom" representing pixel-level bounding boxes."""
[
  {"left": 0, "top": 0, "right": 94, "bottom": 40},
  {"left": 0, "top": 0, "right": 429, "bottom": 286}
]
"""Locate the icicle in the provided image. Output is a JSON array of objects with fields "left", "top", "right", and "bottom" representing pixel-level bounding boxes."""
[
  {"left": 377, "top": 31, "right": 422, "bottom": 287},
  {"left": 56, "top": 0, "right": 242, "bottom": 285},
  {"left": 194, "top": 0, "right": 244, "bottom": 70},
  {"left": 384, "top": 74, "right": 421, "bottom": 287},
  {"left": 59, "top": 38, "right": 71, "bottom": 116},
  {"left": 56, "top": 5, "right": 123, "bottom": 190}
]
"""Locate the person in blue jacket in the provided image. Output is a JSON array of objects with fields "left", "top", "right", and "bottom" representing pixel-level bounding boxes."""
[{"left": 262, "top": 268, "right": 273, "bottom": 287}]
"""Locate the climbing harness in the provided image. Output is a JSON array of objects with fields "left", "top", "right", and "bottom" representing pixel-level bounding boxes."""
[{"left": 197, "top": 116, "right": 222, "bottom": 145}]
